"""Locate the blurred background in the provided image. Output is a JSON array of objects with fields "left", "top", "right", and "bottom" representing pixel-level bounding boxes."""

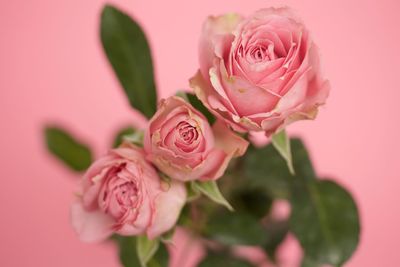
[{"left": 1, "top": 0, "right": 399, "bottom": 266}]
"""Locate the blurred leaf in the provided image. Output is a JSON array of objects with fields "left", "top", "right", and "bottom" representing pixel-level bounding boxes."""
[
  {"left": 101, "top": 5, "right": 157, "bottom": 118},
  {"left": 230, "top": 188, "right": 272, "bottom": 219},
  {"left": 199, "top": 251, "right": 255, "bottom": 267},
  {"left": 148, "top": 242, "right": 169, "bottom": 267},
  {"left": 113, "top": 235, "right": 141, "bottom": 267},
  {"left": 44, "top": 126, "right": 92, "bottom": 171},
  {"left": 193, "top": 181, "right": 233, "bottom": 211},
  {"left": 137, "top": 235, "right": 160, "bottom": 267},
  {"left": 290, "top": 179, "right": 360, "bottom": 266},
  {"left": 243, "top": 137, "right": 360, "bottom": 265},
  {"left": 243, "top": 144, "right": 290, "bottom": 198},
  {"left": 262, "top": 219, "right": 289, "bottom": 262},
  {"left": 186, "top": 182, "right": 201, "bottom": 202},
  {"left": 289, "top": 139, "right": 315, "bottom": 179},
  {"left": 113, "top": 127, "right": 136, "bottom": 147},
  {"left": 243, "top": 138, "right": 315, "bottom": 199},
  {"left": 206, "top": 211, "right": 267, "bottom": 246},
  {"left": 271, "top": 130, "right": 294, "bottom": 175},
  {"left": 160, "top": 227, "right": 175, "bottom": 244},
  {"left": 301, "top": 256, "right": 320, "bottom": 267},
  {"left": 176, "top": 203, "right": 192, "bottom": 227}
]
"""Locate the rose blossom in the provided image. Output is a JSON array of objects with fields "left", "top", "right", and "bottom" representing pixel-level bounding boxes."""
[
  {"left": 144, "top": 96, "right": 248, "bottom": 182},
  {"left": 71, "top": 142, "right": 186, "bottom": 242},
  {"left": 190, "top": 7, "right": 330, "bottom": 135}
]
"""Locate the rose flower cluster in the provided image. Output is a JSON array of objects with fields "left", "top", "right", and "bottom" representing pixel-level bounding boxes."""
[{"left": 71, "top": 7, "right": 329, "bottom": 242}]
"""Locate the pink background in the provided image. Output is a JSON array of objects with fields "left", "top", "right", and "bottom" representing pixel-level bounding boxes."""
[{"left": 1, "top": 0, "right": 399, "bottom": 266}]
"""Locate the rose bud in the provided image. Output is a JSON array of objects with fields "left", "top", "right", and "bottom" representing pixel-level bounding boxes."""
[
  {"left": 71, "top": 142, "right": 186, "bottom": 242},
  {"left": 144, "top": 96, "right": 248, "bottom": 182},
  {"left": 190, "top": 7, "right": 330, "bottom": 136}
]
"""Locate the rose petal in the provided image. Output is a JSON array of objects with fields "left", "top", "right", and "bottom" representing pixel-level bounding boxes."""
[
  {"left": 147, "top": 181, "right": 187, "bottom": 239},
  {"left": 70, "top": 201, "right": 114, "bottom": 243},
  {"left": 199, "top": 13, "right": 243, "bottom": 81},
  {"left": 116, "top": 196, "right": 152, "bottom": 236},
  {"left": 213, "top": 120, "right": 248, "bottom": 157},
  {"left": 218, "top": 67, "right": 281, "bottom": 116},
  {"left": 198, "top": 121, "right": 249, "bottom": 180},
  {"left": 191, "top": 7, "right": 330, "bottom": 135}
]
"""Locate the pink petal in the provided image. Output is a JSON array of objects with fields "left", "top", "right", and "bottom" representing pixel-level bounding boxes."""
[
  {"left": 199, "top": 121, "right": 249, "bottom": 180},
  {"left": 213, "top": 120, "right": 248, "bottom": 157},
  {"left": 147, "top": 181, "right": 187, "bottom": 239},
  {"left": 199, "top": 13, "right": 243, "bottom": 81},
  {"left": 70, "top": 201, "right": 114, "bottom": 243},
  {"left": 112, "top": 143, "right": 146, "bottom": 162},
  {"left": 169, "top": 228, "right": 206, "bottom": 267},
  {"left": 116, "top": 196, "right": 152, "bottom": 236},
  {"left": 190, "top": 70, "right": 238, "bottom": 128}
]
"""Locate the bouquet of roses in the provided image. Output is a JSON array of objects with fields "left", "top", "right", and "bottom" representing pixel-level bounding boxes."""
[{"left": 44, "top": 4, "right": 360, "bottom": 267}]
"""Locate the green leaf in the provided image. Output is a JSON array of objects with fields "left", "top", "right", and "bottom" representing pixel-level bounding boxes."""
[
  {"left": 44, "top": 126, "right": 92, "bottom": 171},
  {"left": 192, "top": 181, "right": 233, "bottom": 211},
  {"left": 262, "top": 219, "right": 289, "bottom": 262},
  {"left": 186, "top": 182, "right": 201, "bottom": 202},
  {"left": 206, "top": 211, "right": 267, "bottom": 246},
  {"left": 160, "top": 227, "right": 175, "bottom": 244},
  {"left": 230, "top": 188, "right": 272, "bottom": 219},
  {"left": 242, "top": 145, "right": 290, "bottom": 198},
  {"left": 137, "top": 235, "right": 160, "bottom": 267},
  {"left": 301, "top": 256, "right": 321, "bottom": 267},
  {"left": 176, "top": 203, "right": 192, "bottom": 227},
  {"left": 101, "top": 5, "right": 157, "bottom": 118},
  {"left": 113, "top": 235, "right": 141, "bottom": 267},
  {"left": 113, "top": 127, "right": 136, "bottom": 147},
  {"left": 271, "top": 130, "right": 294, "bottom": 175},
  {"left": 243, "top": 138, "right": 315, "bottom": 199},
  {"left": 290, "top": 179, "right": 360, "bottom": 266},
  {"left": 148, "top": 242, "right": 169, "bottom": 267},
  {"left": 199, "top": 251, "right": 255, "bottom": 267}
]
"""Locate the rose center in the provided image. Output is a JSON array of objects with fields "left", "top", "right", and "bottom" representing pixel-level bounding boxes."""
[
  {"left": 177, "top": 121, "right": 198, "bottom": 144},
  {"left": 249, "top": 44, "right": 276, "bottom": 62},
  {"left": 115, "top": 181, "right": 138, "bottom": 208}
]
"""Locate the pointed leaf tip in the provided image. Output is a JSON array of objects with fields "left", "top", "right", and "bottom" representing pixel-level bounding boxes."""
[
  {"left": 271, "top": 129, "right": 295, "bottom": 175},
  {"left": 136, "top": 235, "right": 160, "bottom": 267},
  {"left": 192, "top": 181, "right": 234, "bottom": 211}
]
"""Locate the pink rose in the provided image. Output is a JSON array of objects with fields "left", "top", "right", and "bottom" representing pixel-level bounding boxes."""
[
  {"left": 71, "top": 142, "right": 186, "bottom": 242},
  {"left": 190, "top": 7, "right": 330, "bottom": 135},
  {"left": 144, "top": 96, "right": 248, "bottom": 182}
]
